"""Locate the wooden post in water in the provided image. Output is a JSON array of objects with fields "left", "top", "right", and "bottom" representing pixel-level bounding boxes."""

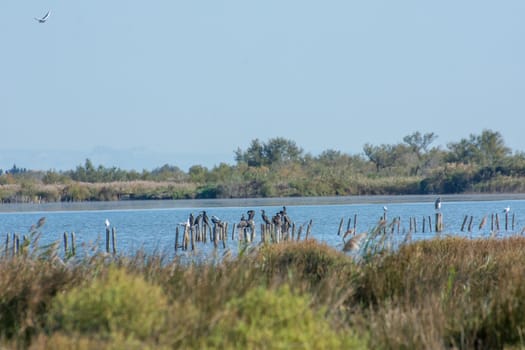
[
  {"left": 397, "top": 217, "right": 401, "bottom": 234},
  {"left": 413, "top": 217, "right": 417, "bottom": 233},
  {"left": 63, "top": 232, "right": 68, "bottom": 256},
  {"left": 296, "top": 225, "right": 303, "bottom": 241},
  {"left": 353, "top": 214, "right": 357, "bottom": 231},
  {"left": 337, "top": 218, "right": 344, "bottom": 236},
  {"left": 460, "top": 215, "right": 468, "bottom": 232},
  {"left": 391, "top": 217, "right": 396, "bottom": 234},
  {"left": 491, "top": 213, "right": 494, "bottom": 231},
  {"left": 111, "top": 227, "right": 117, "bottom": 254},
  {"left": 105, "top": 227, "right": 110, "bottom": 253},
  {"left": 190, "top": 226, "right": 195, "bottom": 251},
  {"left": 512, "top": 213, "right": 515, "bottom": 231},
  {"left": 175, "top": 226, "right": 179, "bottom": 253},
  {"left": 467, "top": 216, "right": 474, "bottom": 232},
  {"left": 213, "top": 226, "right": 218, "bottom": 249},
  {"left": 13, "top": 234, "right": 19, "bottom": 256},
  {"left": 5, "top": 233, "right": 9, "bottom": 257},
  {"left": 305, "top": 220, "right": 313, "bottom": 240},
  {"left": 435, "top": 213, "right": 443, "bottom": 233},
  {"left": 495, "top": 213, "right": 500, "bottom": 231},
  {"left": 71, "top": 232, "right": 76, "bottom": 256},
  {"left": 505, "top": 211, "right": 509, "bottom": 231},
  {"left": 479, "top": 216, "right": 487, "bottom": 231},
  {"left": 183, "top": 226, "right": 189, "bottom": 251}
]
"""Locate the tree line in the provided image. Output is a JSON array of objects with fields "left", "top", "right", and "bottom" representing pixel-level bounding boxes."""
[{"left": 1, "top": 129, "right": 525, "bottom": 202}]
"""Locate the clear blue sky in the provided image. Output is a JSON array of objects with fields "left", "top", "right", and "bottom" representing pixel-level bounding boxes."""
[{"left": 2, "top": 1, "right": 524, "bottom": 171}]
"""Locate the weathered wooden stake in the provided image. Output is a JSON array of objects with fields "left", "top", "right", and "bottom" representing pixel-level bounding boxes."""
[
  {"left": 5, "top": 233, "right": 9, "bottom": 257},
  {"left": 512, "top": 213, "right": 515, "bottom": 231},
  {"left": 13, "top": 234, "right": 19, "bottom": 256},
  {"left": 505, "top": 212, "right": 509, "bottom": 231},
  {"left": 428, "top": 216, "right": 432, "bottom": 232},
  {"left": 305, "top": 220, "right": 313, "bottom": 240},
  {"left": 495, "top": 213, "right": 500, "bottom": 231},
  {"left": 111, "top": 227, "right": 117, "bottom": 254},
  {"left": 467, "top": 216, "right": 474, "bottom": 232},
  {"left": 175, "top": 226, "right": 179, "bottom": 252},
  {"left": 479, "top": 216, "right": 487, "bottom": 230},
  {"left": 460, "top": 215, "right": 468, "bottom": 232},
  {"left": 337, "top": 218, "right": 344, "bottom": 236},
  {"left": 190, "top": 226, "right": 195, "bottom": 251},
  {"left": 435, "top": 213, "right": 443, "bottom": 233},
  {"left": 353, "top": 214, "right": 357, "bottom": 231},
  {"left": 71, "top": 232, "right": 76, "bottom": 256},
  {"left": 105, "top": 227, "right": 110, "bottom": 253},
  {"left": 63, "top": 232, "right": 68, "bottom": 255}
]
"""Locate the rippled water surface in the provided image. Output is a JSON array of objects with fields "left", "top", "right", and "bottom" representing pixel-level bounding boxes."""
[{"left": 1, "top": 194, "right": 525, "bottom": 259}]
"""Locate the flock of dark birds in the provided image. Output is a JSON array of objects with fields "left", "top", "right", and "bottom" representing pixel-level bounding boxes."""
[{"left": 179, "top": 206, "right": 293, "bottom": 234}]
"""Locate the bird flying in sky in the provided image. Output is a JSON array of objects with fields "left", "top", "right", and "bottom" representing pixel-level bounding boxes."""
[{"left": 35, "top": 10, "right": 51, "bottom": 23}]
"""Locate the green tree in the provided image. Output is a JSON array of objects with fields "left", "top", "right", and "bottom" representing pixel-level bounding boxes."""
[
  {"left": 447, "top": 129, "right": 510, "bottom": 167},
  {"left": 363, "top": 143, "right": 396, "bottom": 172},
  {"left": 236, "top": 137, "right": 304, "bottom": 167},
  {"left": 402, "top": 131, "right": 438, "bottom": 175},
  {"left": 235, "top": 139, "right": 265, "bottom": 166}
]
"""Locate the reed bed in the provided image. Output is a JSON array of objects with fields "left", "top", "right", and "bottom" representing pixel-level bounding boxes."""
[{"left": 3, "top": 219, "right": 525, "bottom": 348}]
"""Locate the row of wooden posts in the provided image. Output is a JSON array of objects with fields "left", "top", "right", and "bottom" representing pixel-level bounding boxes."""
[
  {"left": 3, "top": 227, "right": 117, "bottom": 258},
  {"left": 338, "top": 211, "right": 519, "bottom": 237},
  {"left": 174, "top": 220, "right": 314, "bottom": 252},
  {"left": 3, "top": 211, "right": 518, "bottom": 258},
  {"left": 337, "top": 212, "right": 445, "bottom": 236}
]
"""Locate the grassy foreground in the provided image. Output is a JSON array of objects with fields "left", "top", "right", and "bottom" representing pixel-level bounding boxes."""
[{"left": 2, "top": 233, "right": 525, "bottom": 349}]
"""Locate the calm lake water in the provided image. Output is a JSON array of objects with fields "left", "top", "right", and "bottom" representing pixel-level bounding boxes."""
[{"left": 1, "top": 194, "right": 525, "bottom": 259}]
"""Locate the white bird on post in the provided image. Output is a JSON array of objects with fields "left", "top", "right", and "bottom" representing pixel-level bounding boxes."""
[
  {"left": 105, "top": 219, "right": 110, "bottom": 228},
  {"left": 35, "top": 10, "right": 51, "bottom": 23}
]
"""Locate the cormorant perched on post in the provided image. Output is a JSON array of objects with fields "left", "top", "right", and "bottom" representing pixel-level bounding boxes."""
[
  {"left": 435, "top": 197, "right": 442, "bottom": 210},
  {"left": 261, "top": 210, "right": 271, "bottom": 225},
  {"left": 189, "top": 213, "right": 195, "bottom": 227},
  {"left": 272, "top": 213, "right": 282, "bottom": 227},
  {"left": 247, "top": 210, "right": 255, "bottom": 221},
  {"left": 194, "top": 213, "right": 203, "bottom": 226},
  {"left": 202, "top": 211, "right": 211, "bottom": 227},
  {"left": 237, "top": 214, "right": 248, "bottom": 229}
]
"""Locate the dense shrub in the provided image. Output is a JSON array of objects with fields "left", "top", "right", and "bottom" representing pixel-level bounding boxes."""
[
  {"left": 205, "top": 285, "right": 367, "bottom": 349},
  {"left": 47, "top": 267, "right": 168, "bottom": 340}
]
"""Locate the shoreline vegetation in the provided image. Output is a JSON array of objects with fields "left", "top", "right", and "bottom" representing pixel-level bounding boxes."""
[
  {"left": 3, "top": 129, "right": 525, "bottom": 203},
  {"left": 3, "top": 219, "right": 525, "bottom": 349}
]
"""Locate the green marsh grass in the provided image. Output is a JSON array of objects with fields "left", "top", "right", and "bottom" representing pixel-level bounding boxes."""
[{"left": 3, "top": 220, "right": 525, "bottom": 349}]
